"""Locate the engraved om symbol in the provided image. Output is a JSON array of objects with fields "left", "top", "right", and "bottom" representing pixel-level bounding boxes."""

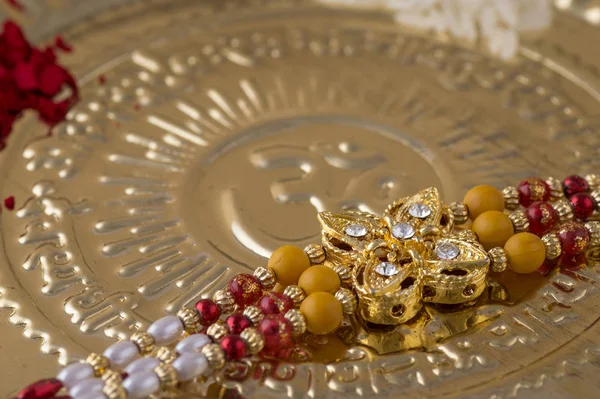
[{"left": 250, "top": 140, "right": 402, "bottom": 213}]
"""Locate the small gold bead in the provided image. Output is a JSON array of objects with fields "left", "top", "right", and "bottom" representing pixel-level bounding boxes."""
[
  {"left": 283, "top": 285, "right": 306, "bottom": 306},
  {"left": 284, "top": 309, "right": 307, "bottom": 335},
  {"left": 541, "top": 233, "right": 562, "bottom": 260},
  {"left": 155, "top": 347, "right": 177, "bottom": 364},
  {"left": 240, "top": 327, "right": 264, "bottom": 355},
  {"left": 590, "top": 189, "right": 600, "bottom": 208},
  {"left": 545, "top": 177, "right": 564, "bottom": 201},
  {"left": 86, "top": 353, "right": 110, "bottom": 377},
  {"left": 304, "top": 243, "right": 326, "bottom": 264},
  {"left": 330, "top": 263, "right": 352, "bottom": 286},
  {"left": 449, "top": 202, "right": 469, "bottom": 225},
  {"left": 103, "top": 379, "right": 126, "bottom": 399},
  {"left": 154, "top": 362, "right": 178, "bottom": 390},
  {"left": 130, "top": 331, "right": 155, "bottom": 355},
  {"left": 508, "top": 210, "right": 530, "bottom": 233},
  {"left": 334, "top": 288, "right": 357, "bottom": 315},
  {"left": 553, "top": 199, "right": 574, "bottom": 224},
  {"left": 213, "top": 289, "right": 236, "bottom": 314},
  {"left": 102, "top": 369, "right": 123, "bottom": 385},
  {"left": 253, "top": 266, "right": 276, "bottom": 290},
  {"left": 585, "top": 221, "right": 600, "bottom": 247},
  {"left": 242, "top": 305, "right": 264, "bottom": 326},
  {"left": 585, "top": 174, "right": 600, "bottom": 191},
  {"left": 503, "top": 186, "right": 520, "bottom": 210},
  {"left": 206, "top": 320, "right": 228, "bottom": 341},
  {"left": 201, "top": 343, "right": 226, "bottom": 370},
  {"left": 488, "top": 247, "right": 508, "bottom": 273},
  {"left": 177, "top": 308, "right": 202, "bottom": 334}
]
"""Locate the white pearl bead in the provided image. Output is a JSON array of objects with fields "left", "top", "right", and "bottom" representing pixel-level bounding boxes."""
[
  {"left": 73, "top": 391, "right": 108, "bottom": 399},
  {"left": 147, "top": 315, "right": 184, "bottom": 346},
  {"left": 57, "top": 362, "right": 94, "bottom": 388},
  {"left": 172, "top": 352, "right": 209, "bottom": 381},
  {"left": 122, "top": 371, "right": 161, "bottom": 399},
  {"left": 124, "top": 357, "right": 161, "bottom": 375},
  {"left": 175, "top": 334, "right": 211, "bottom": 354},
  {"left": 70, "top": 378, "right": 104, "bottom": 397},
  {"left": 103, "top": 340, "right": 139, "bottom": 369}
]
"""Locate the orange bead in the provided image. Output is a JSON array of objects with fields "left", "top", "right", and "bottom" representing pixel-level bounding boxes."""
[
  {"left": 504, "top": 232, "right": 546, "bottom": 274},
  {"left": 463, "top": 185, "right": 505, "bottom": 219},
  {"left": 268, "top": 245, "right": 311, "bottom": 286},
  {"left": 298, "top": 265, "right": 340, "bottom": 295},
  {"left": 300, "top": 292, "right": 343, "bottom": 335},
  {"left": 472, "top": 210, "right": 514, "bottom": 251}
]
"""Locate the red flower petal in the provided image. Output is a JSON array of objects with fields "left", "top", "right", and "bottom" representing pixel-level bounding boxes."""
[
  {"left": 0, "top": 65, "right": 8, "bottom": 80},
  {"left": 36, "top": 97, "right": 70, "bottom": 125},
  {"left": 3, "top": 21, "right": 28, "bottom": 48},
  {"left": 1, "top": 81, "right": 34, "bottom": 112},
  {"left": 13, "top": 62, "right": 37, "bottom": 90},
  {"left": 30, "top": 47, "right": 57, "bottom": 67},
  {"left": 4, "top": 196, "right": 15, "bottom": 211},
  {"left": 1, "top": 21, "right": 31, "bottom": 67},
  {"left": 0, "top": 20, "right": 79, "bottom": 145},
  {"left": 38, "top": 64, "right": 66, "bottom": 97},
  {"left": 54, "top": 37, "right": 73, "bottom": 53}
]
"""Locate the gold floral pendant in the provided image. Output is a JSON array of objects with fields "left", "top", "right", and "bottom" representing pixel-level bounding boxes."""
[{"left": 319, "top": 188, "right": 490, "bottom": 325}]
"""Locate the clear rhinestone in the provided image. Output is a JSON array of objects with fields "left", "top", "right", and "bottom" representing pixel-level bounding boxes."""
[
  {"left": 391, "top": 223, "right": 415, "bottom": 239},
  {"left": 408, "top": 203, "right": 431, "bottom": 219},
  {"left": 345, "top": 223, "right": 368, "bottom": 238},
  {"left": 436, "top": 242, "right": 460, "bottom": 260},
  {"left": 374, "top": 262, "right": 399, "bottom": 276}
]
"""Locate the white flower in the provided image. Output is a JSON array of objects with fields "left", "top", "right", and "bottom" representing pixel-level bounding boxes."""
[{"left": 318, "top": 0, "right": 553, "bottom": 59}]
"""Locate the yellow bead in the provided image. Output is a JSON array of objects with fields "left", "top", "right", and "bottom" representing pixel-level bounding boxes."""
[
  {"left": 298, "top": 265, "right": 341, "bottom": 295},
  {"left": 300, "top": 292, "right": 343, "bottom": 335},
  {"left": 504, "top": 232, "right": 546, "bottom": 274},
  {"left": 463, "top": 185, "right": 505, "bottom": 219},
  {"left": 472, "top": 210, "right": 514, "bottom": 251},
  {"left": 268, "top": 245, "right": 311, "bottom": 286}
]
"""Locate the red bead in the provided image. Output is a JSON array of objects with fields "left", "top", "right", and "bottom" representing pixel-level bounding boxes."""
[
  {"left": 525, "top": 201, "right": 557, "bottom": 236},
  {"left": 258, "top": 292, "right": 293, "bottom": 315},
  {"left": 4, "top": 195, "right": 15, "bottom": 210},
  {"left": 258, "top": 314, "right": 293, "bottom": 351},
  {"left": 563, "top": 175, "right": 589, "bottom": 197},
  {"left": 560, "top": 253, "right": 586, "bottom": 271},
  {"left": 18, "top": 379, "right": 63, "bottom": 399},
  {"left": 195, "top": 298, "right": 221, "bottom": 326},
  {"left": 537, "top": 259, "right": 557, "bottom": 276},
  {"left": 569, "top": 192, "right": 596, "bottom": 220},
  {"left": 557, "top": 221, "right": 590, "bottom": 256},
  {"left": 228, "top": 274, "right": 262, "bottom": 307},
  {"left": 226, "top": 313, "right": 252, "bottom": 334},
  {"left": 220, "top": 334, "right": 247, "bottom": 361},
  {"left": 517, "top": 178, "right": 550, "bottom": 207}
]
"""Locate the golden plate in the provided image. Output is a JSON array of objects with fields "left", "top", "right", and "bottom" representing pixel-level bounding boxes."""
[{"left": 2, "top": 0, "right": 600, "bottom": 397}]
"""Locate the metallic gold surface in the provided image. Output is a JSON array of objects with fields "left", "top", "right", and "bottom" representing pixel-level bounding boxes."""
[{"left": 2, "top": 0, "right": 600, "bottom": 398}]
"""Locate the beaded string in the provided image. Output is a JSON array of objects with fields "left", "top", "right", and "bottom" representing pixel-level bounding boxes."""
[{"left": 15, "top": 174, "right": 600, "bottom": 399}]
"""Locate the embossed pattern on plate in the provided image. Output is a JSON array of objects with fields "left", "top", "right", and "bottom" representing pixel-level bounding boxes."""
[{"left": 2, "top": 1, "right": 600, "bottom": 398}]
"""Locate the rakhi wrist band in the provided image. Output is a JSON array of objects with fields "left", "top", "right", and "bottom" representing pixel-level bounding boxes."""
[{"left": 15, "top": 173, "right": 600, "bottom": 399}]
